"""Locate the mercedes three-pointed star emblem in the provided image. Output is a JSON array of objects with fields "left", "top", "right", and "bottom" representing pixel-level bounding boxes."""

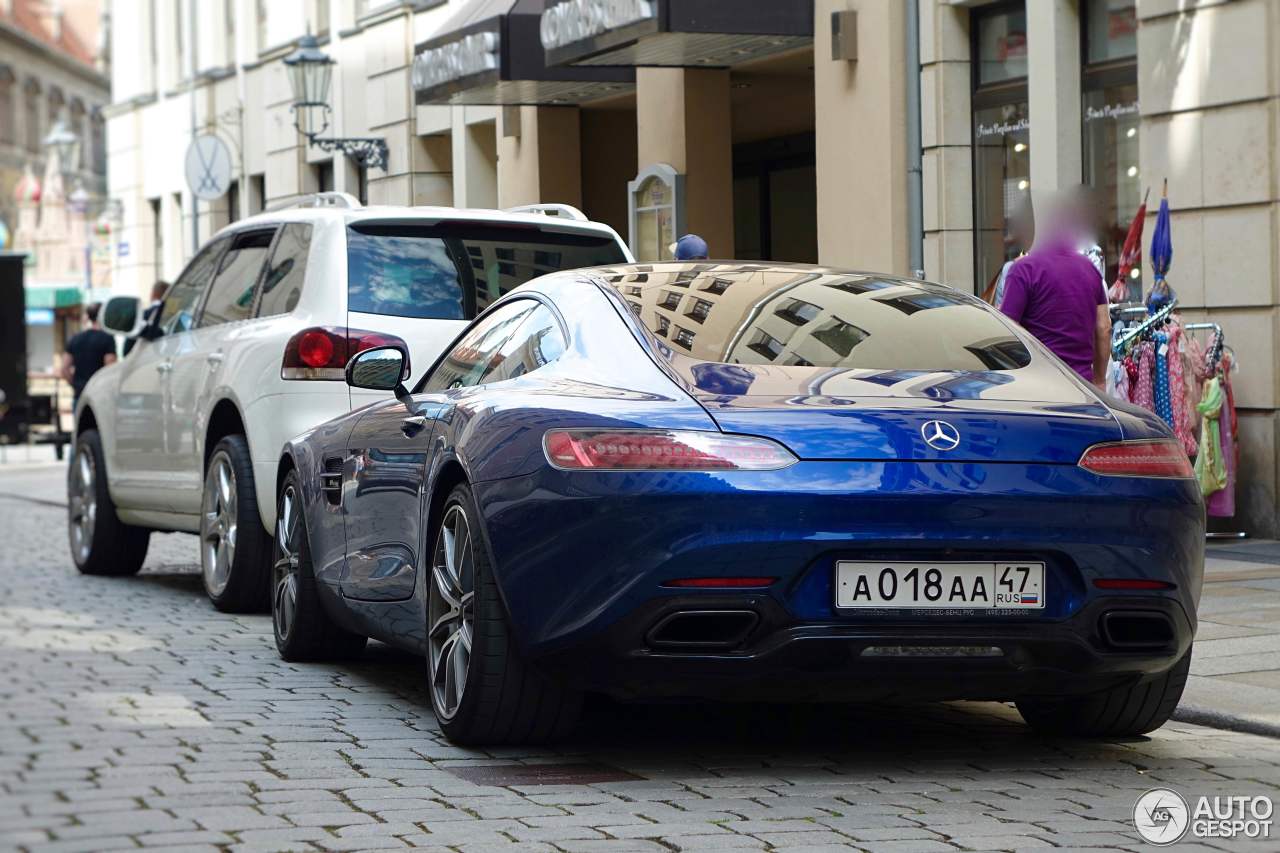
[{"left": 921, "top": 420, "right": 961, "bottom": 451}]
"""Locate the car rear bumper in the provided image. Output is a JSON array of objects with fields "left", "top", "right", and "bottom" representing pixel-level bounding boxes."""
[
  {"left": 472, "top": 460, "right": 1204, "bottom": 700},
  {"left": 534, "top": 593, "right": 1194, "bottom": 702}
]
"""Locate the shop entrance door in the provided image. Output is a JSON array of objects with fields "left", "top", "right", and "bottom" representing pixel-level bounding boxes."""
[{"left": 733, "top": 133, "right": 817, "bottom": 264}]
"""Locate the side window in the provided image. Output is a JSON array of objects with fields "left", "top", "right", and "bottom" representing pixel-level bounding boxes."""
[
  {"left": 422, "top": 300, "right": 537, "bottom": 393},
  {"left": 476, "top": 304, "right": 566, "bottom": 385},
  {"left": 159, "top": 237, "right": 226, "bottom": 335},
  {"left": 199, "top": 229, "right": 276, "bottom": 328},
  {"left": 257, "top": 223, "right": 312, "bottom": 317}
]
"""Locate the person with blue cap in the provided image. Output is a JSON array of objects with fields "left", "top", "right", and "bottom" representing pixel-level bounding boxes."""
[{"left": 671, "top": 234, "right": 709, "bottom": 261}]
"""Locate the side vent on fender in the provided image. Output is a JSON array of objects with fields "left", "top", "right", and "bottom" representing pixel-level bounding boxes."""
[{"left": 321, "top": 457, "right": 344, "bottom": 506}]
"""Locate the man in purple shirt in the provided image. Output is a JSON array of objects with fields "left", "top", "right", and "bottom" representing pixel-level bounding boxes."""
[{"left": 999, "top": 238, "right": 1111, "bottom": 388}]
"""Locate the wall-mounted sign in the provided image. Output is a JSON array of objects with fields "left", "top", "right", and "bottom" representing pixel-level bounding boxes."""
[
  {"left": 541, "top": 0, "right": 656, "bottom": 51},
  {"left": 184, "top": 134, "right": 233, "bottom": 201},
  {"left": 117, "top": 241, "right": 130, "bottom": 258},
  {"left": 25, "top": 308, "right": 54, "bottom": 326},
  {"left": 413, "top": 30, "right": 501, "bottom": 92},
  {"left": 628, "top": 163, "right": 685, "bottom": 262}
]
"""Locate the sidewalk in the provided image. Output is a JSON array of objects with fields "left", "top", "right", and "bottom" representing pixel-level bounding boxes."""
[
  {"left": 1177, "top": 538, "right": 1280, "bottom": 736},
  {"left": 3, "top": 450, "right": 1279, "bottom": 736}
]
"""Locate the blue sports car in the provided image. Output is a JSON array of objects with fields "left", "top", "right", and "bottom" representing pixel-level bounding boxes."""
[{"left": 272, "top": 262, "right": 1202, "bottom": 744}]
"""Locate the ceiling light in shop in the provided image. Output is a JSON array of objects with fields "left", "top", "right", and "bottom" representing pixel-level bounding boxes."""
[
  {"left": 1017, "top": 179, "right": 1028, "bottom": 191},
  {"left": 1013, "top": 143, "right": 1026, "bottom": 153},
  {"left": 1127, "top": 127, "right": 1137, "bottom": 138},
  {"left": 1127, "top": 166, "right": 1138, "bottom": 177}
]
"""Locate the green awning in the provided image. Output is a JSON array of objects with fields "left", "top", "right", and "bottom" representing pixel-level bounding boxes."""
[{"left": 25, "top": 285, "right": 83, "bottom": 310}]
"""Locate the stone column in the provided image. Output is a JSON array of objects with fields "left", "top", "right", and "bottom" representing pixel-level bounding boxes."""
[
  {"left": 635, "top": 67, "right": 734, "bottom": 258},
  {"left": 919, "top": 0, "right": 974, "bottom": 291},
  {"left": 1137, "top": 0, "right": 1280, "bottom": 537},
  {"left": 814, "top": 0, "right": 909, "bottom": 274},
  {"left": 497, "top": 106, "right": 583, "bottom": 210},
  {"left": 452, "top": 107, "right": 497, "bottom": 209},
  {"left": 1026, "top": 0, "right": 1081, "bottom": 197}
]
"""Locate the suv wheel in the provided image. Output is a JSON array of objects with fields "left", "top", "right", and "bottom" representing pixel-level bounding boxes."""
[
  {"left": 201, "top": 435, "right": 272, "bottom": 613},
  {"left": 428, "top": 483, "right": 581, "bottom": 745},
  {"left": 68, "top": 429, "right": 150, "bottom": 575}
]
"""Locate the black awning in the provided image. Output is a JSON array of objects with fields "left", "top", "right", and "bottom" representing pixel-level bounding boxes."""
[
  {"left": 413, "top": 0, "right": 634, "bottom": 106},
  {"left": 540, "top": 0, "right": 814, "bottom": 69}
]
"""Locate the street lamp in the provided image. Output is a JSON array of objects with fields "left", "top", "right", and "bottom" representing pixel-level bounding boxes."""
[
  {"left": 283, "top": 34, "right": 389, "bottom": 171},
  {"left": 42, "top": 116, "right": 81, "bottom": 174}
]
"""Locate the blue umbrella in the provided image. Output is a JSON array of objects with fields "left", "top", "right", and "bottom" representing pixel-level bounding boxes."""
[{"left": 1147, "top": 179, "right": 1174, "bottom": 313}]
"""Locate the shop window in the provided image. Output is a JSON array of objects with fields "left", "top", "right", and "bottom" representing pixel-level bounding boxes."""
[
  {"left": 1082, "top": 0, "right": 1140, "bottom": 301},
  {"left": 0, "top": 69, "right": 14, "bottom": 146},
  {"left": 971, "top": 3, "right": 1030, "bottom": 296},
  {"left": 23, "top": 78, "right": 41, "bottom": 152}
]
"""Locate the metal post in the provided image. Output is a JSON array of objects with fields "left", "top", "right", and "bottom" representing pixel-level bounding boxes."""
[
  {"left": 188, "top": 0, "right": 199, "bottom": 258},
  {"left": 905, "top": 0, "right": 924, "bottom": 278}
]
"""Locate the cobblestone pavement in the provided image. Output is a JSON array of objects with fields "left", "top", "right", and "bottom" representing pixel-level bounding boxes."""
[{"left": 2, "top": 492, "right": 1280, "bottom": 853}]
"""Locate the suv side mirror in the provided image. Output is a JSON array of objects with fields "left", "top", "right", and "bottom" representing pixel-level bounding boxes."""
[
  {"left": 101, "top": 296, "right": 141, "bottom": 334},
  {"left": 346, "top": 346, "right": 409, "bottom": 394}
]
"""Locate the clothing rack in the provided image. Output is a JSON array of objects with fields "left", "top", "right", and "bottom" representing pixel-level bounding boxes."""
[{"left": 1111, "top": 299, "right": 1178, "bottom": 359}]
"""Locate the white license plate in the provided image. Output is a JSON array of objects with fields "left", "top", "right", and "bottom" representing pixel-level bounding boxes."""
[{"left": 836, "top": 562, "right": 1045, "bottom": 609}]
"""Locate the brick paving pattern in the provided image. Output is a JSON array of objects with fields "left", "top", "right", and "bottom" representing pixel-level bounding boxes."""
[{"left": 1, "top": 492, "right": 1279, "bottom": 852}]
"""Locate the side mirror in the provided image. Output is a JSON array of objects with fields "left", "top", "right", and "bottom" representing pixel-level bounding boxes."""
[
  {"left": 101, "top": 296, "right": 141, "bottom": 334},
  {"left": 346, "top": 346, "right": 409, "bottom": 395}
]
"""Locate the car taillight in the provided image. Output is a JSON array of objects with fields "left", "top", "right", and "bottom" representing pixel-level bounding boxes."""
[
  {"left": 542, "top": 429, "right": 796, "bottom": 471},
  {"left": 1078, "top": 439, "right": 1193, "bottom": 479},
  {"left": 1094, "top": 579, "right": 1177, "bottom": 590},
  {"left": 281, "top": 326, "right": 411, "bottom": 381}
]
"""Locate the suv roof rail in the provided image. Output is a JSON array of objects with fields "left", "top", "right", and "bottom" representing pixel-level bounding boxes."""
[
  {"left": 505, "top": 203, "right": 587, "bottom": 221},
  {"left": 266, "top": 192, "right": 363, "bottom": 213}
]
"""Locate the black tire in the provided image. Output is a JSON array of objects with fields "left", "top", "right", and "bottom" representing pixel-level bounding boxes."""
[
  {"left": 428, "top": 483, "right": 581, "bottom": 745},
  {"left": 1016, "top": 650, "right": 1191, "bottom": 737},
  {"left": 68, "top": 429, "right": 150, "bottom": 576},
  {"left": 201, "top": 435, "right": 273, "bottom": 613},
  {"left": 272, "top": 469, "right": 366, "bottom": 662}
]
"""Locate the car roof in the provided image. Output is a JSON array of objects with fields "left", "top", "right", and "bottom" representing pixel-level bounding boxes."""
[
  {"left": 216, "top": 205, "right": 624, "bottom": 239},
  {"left": 574, "top": 261, "right": 948, "bottom": 290}
]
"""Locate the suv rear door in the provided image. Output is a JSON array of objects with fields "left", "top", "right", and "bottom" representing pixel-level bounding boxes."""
[
  {"left": 165, "top": 227, "right": 277, "bottom": 513},
  {"left": 344, "top": 219, "right": 629, "bottom": 406}
]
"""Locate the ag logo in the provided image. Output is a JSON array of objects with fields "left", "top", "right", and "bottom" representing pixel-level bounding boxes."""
[{"left": 1134, "top": 788, "right": 1190, "bottom": 845}]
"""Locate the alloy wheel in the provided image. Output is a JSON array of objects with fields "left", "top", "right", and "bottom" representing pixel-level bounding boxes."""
[
  {"left": 273, "top": 483, "right": 301, "bottom": 640},
  {"left": 428, "top": 504, "right": 476, "bottom": 720},
  {"left": 201, "top": 454, "right": 238, "bottom": 596},
  {"left": 68, "top": 448, "right": 97, "bottom": 562}
]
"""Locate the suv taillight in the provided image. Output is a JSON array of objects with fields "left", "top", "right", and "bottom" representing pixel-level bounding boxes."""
[
  {"left": 281, "top": 326, "right": 411, "bottom": 381},
  {"left": 1078, "top": 439, "right": 1194, "bottom": 479}
]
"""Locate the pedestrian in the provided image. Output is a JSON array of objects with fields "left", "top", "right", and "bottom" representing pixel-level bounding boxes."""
[
  {"left": 672, "top": 234, "right": 709, "bottom": 261},
  {"left": 60, "top": 303, "right": 117, "bottom": 409},
  {"left": 986, "top": 195, "right": 1035, "bottom": 307},
  {"left": 124, "top": 280, "right": 169, "bottom": 356},
  {"left": 998, "top": 197, "right": 1111, "bottom": 389}
]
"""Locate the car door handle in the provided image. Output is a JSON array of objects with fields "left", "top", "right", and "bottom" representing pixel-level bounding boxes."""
[
  {"left": 401, "top": 415, "right": 429, "bottom": 437},
  {"left": 206, "top": 352, "right": 224, "bottom": 366},
  {"left": 155, "top": 360, "right": 173, "bottom": 374}
]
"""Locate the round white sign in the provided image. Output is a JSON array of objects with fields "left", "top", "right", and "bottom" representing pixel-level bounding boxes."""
[
  {"left": 184, "top": 134, "right": 233, "bottom": 201},
  {"left": 1133, "top": 788, "right": 1190, "bottom": 846}
]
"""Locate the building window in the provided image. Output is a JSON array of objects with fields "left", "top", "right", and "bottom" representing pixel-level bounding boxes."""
[
  {"left": 672, "top": 327, "right": 695, "bottom": 350},
  {"left": 149, "top": 197, "right": 163, "bottom": 273},
  {"left": 654, "top": 314, "right": 670, "bottom": 337},
  {"left": 702, "top": 277, "right": 732, "bottom": 295},
  {"left": 251, "top": 173, "right": 266, "bottom": 213},
  {"left": 971, "top": 3, "right": 1030, "bottom": 296},
  {"left": 90, "top": 109, "right": 106, "bottom": 175},
  {"left": 660, "top": 290, "right": 682, "bottom": 311},
  {"left": 23, "top": 78, "right": 41, "bottom": 152},
  {"left": 227, "top": 179, "right": 240, "bottom": 224},
  {"left": 1082, "top": 0, "right": 1140, "bottom": 301},
  {"left": 311, "top": 159, "right": 334, "bottom": 192},
  {"left": 775, "top": 298, "right": 820, "bottom": 326},
  {"left": 748, "top": 330, "right": 784, "bottom": 361},
  {"left": 0, "top": 68, "right": 14, "bottom": 146}
]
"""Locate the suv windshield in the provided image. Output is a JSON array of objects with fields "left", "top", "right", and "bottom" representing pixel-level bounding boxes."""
[
  {"left": 601, "top": 264, "right": 1032, "bottom": 372},
  {"left": 347, "top": 223, "right": 626, "bottom": 320}
]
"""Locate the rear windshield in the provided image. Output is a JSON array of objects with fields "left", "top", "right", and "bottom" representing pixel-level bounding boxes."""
[
  {"left": 347, "top": 223, "right": 626, "bottom": 320},
  {"left": 603, "top": 265, "right": 1032, "bottom": 372}
]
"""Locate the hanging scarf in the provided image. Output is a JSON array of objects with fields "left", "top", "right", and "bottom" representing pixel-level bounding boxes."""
[
  {"left": 1194, "top": 376, "right": 1228, "bottom": 498},
  {"left": 1166, "top": 325, "right": 1197, "bottom": 455},
  {"left": 1133, "top": 341, "right": 1156, "bottom": 411},
  {"left": 1153, "top": 332, "right": 1174, "bottom": 426}
]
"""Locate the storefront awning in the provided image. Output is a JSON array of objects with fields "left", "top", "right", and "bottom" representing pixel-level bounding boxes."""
[
  {"left": 540, "top": 0, "right": 814, "bottom": 69},
  {"left": 24, "top": 285, "right": 83, "bottom": 310},
  {"left": 413, "top": 0, "right": 635, "bottom": 106}
]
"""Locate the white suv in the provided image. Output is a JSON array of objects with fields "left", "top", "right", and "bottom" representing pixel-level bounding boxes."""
[{"left": 71, "top": 194, "right": 630, "bottom": 611}]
